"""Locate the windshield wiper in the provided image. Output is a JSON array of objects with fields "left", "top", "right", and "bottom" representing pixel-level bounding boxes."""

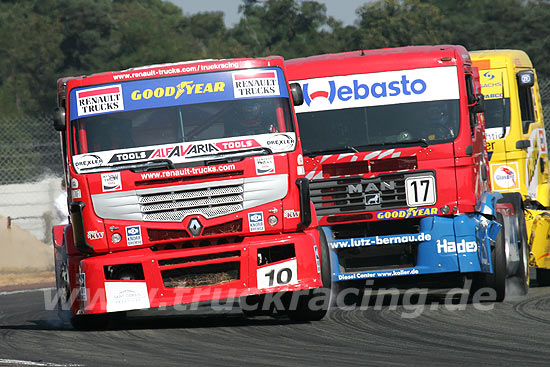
[
  {"left": 80, "top": 158, "right": 175, "bottom": 172},
  {"left": 358, "top": 139, "right": 430, "bottom": 149},
  {"left": 305, "top": 145, "right": 359, "bottom": 157}
]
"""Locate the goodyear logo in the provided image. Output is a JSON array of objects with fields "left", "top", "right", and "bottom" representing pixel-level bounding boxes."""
[
  {"left": 130, "top": 81, "right": 225, "bottom": 100},
  {"left": 376, "top": 207, "right": 438, "bottom": 220}
]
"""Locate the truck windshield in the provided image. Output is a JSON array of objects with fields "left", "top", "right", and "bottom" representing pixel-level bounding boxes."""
[
  {"left": 69, "top": 67, "right": 297, "bottom": 172},
  {"left": 297, "top": 99, "right": 459, "bottom": 155},
  {"left": 72, "top": 97, "right": 293, "bottom": 154}
]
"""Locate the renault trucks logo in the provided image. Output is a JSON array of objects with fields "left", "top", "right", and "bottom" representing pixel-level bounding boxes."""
[
  {"left": 232, "top": 70, "right": 280, "bottom": 98},
  {"left": 76, "top": 85, "right": 124, "bottom": 117},
  {"left": 302, "top": 76, "right": 427, "bottom": 106}
]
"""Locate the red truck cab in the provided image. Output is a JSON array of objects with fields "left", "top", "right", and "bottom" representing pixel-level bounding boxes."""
[
  {"left": 52, "top": 57, "right": 329, "bottom": 328},
  {"left": 287, "top": 46, "right": 524, "bottom": 300}
]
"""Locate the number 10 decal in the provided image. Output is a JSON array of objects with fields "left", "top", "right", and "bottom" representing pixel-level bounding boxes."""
[
  {"left": 257, "top": 259, "right": 298, "bottom": 289},
  {"left": 405, "top": 175, "right": 436, "bottom": 206}
]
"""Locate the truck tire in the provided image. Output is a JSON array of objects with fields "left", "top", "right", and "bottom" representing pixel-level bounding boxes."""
[
  {"left": 54, "top": 243, "right": 72, "bottom": 323},
  {"left": 286, "top": 228, "right": 331, "bottom": 321},
  {"left": 500, "top": 193, "right": 529, "bottom": 293},
  {"left": 476, "top": 212, "right": 506, "bottom": 302},
  {"left": 536, "top": 268, "right": 550, "bottom": 286},
  {"left": 70, "top": 313, "right": 110, "bottom": 330}
]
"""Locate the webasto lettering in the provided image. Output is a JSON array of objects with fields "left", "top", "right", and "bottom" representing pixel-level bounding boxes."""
[
  {"left": 306, "top": 75, "right": 427, "bottom": 105},
  {"left": 341, "top": 76, "right": 427, "bottom": 100}
]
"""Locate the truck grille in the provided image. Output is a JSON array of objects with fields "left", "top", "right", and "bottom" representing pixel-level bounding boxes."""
[
  {"left": 310, "top": 173, "right": 407, "bottom": 216},
  {"left": 139, "top": 184, "right": 244, "bottom": 222},
  {"left": 91, "top": 174, "right": 288, "bottom": 223}
]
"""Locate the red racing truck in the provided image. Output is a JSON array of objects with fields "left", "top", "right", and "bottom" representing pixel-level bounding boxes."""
[
  {"left": 52, "top": 57, "right": 330, "bottom": 328},
  {"left": 286, "top": 46, "right": 527, "bottom": 301}
]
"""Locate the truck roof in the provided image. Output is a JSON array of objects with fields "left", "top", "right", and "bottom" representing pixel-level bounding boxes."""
[
  {"left": 57, "top": 56, "right": 285, "bottom": 90},
  {"left": 470, "top": 49, "right": 533, "bottom": 69},
  {"left": 286, "top": 45, "right": 471, "bottom": 80}
]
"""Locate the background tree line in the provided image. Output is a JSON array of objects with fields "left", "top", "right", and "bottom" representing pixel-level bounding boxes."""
[{"left": 1, "top": 0, "right": 549, "bottom": 117}]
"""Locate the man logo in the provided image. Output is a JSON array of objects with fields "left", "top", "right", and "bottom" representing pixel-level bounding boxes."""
[
  {"left": 365, "top": 193, "right": 380, "bottom": 206},
  {"left": 347, "top": 181, "right": 396, "bottom": 194}
]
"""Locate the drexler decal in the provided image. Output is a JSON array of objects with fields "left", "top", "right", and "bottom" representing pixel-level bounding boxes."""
[
  {"left": 74, "top": 154, "right": 103, "bottom": 169},
  {"left": 376, "top": 206, "right": 439, "bottom": 220}
]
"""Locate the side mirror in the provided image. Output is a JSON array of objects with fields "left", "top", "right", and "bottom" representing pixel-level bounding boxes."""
[
  {"left": 517, "top": 70, "right": 535, "bottom": 88},
  {"left": 471, "top": 93, "right": 485, "bottom": 114},
  {"left": 53, "top": 107, "right": 66, "bottom": 131},
  {"left": 290, "top": 83, "right": 304, "bottom": 106},
  {"left": 516, "top": 139, "right": 531, "bottom": 149}
]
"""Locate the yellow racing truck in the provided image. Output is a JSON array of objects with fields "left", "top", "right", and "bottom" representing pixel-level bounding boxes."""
[{"left": 472, "top": 50, "right": 550, "bottom": 286}]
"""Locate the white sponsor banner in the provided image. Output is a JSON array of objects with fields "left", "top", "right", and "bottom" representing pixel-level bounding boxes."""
[
  {"left": 72, "top": 132, "right": 296, "bottom": 174},
  {"left": 294, "top": 66, "right": 460, "bottom": 113},
  {"left": 105, "top": 282, "right": 150, "bottom": 312}
]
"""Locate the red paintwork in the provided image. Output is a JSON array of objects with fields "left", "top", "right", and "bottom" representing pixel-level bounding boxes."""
[
  {"left": 55, "top": 57, "right": 321, "bottom": 315},
  {"left": 286, "top": 46, "right": 490, "bottom": 225}
]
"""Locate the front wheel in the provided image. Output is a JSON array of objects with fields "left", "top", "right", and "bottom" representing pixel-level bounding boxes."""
[
  {"left": 286, "top": 228, "right": 332, "bottom": 322},
  {"left": 473, "top": 213, "right": 506, "bottom": 302}
]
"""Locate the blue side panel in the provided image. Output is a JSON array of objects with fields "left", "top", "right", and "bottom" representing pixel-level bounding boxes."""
[{"left": 324, "top": 212, "right": 500, "bottom": 282}]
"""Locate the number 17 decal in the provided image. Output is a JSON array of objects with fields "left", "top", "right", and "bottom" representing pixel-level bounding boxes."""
[{"left": 405, "top": 175, "right": 436, "bottom": 206}]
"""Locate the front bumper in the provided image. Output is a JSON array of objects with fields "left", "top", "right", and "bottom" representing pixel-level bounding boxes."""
[{"left": 67, "top": 230, "right": 322, "bottom": 315}]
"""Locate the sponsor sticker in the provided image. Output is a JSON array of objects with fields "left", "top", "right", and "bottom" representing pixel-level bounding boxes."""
[
  {"left": 105, "top": 282, "right": 150, "bottom": 313},
  {"left": 71, "top": 189, "right": 82, "bottom": 199},
  {"left": 108, "top": 149, "right": 153, "bottom": 163},
  {"left": 376, "top": 206, "right": 438, "bottom": 220},
  {"left": 73, "top": 154, "right": 103, "bottom": 170},
  {"left": 265, "top": 134, "right": 295, "bottom": 151},
  {"left": 125, "top": 225, "right": 143, "bottom": 246},
  {"left": 101, "top": 172, "right": 122, "bottom": 192},
  {"left": 78, "top": 273, "right": 87, "bottom": 301},
  {"left": 295, "top": 66, "right": 459, "bottom": 113},
  {"left": 436, "top": 239, "right": 477, "bottom": 254},
  {"left": 254, "top": 155, "right": 275, "bottom": 175},
  {"left": 491, "top": 163, "right": 520, "bottom": 190},
  {"left": 76, "top": 85, "right": 124, "bottom": 117},
  {"left": 87, "top": 230, "right": 104, "bottom": 240},
  {"left": 257, "top": 259, "right": 298, "bottom": 289},
  {"left": 538, "top": 129, "right": 547, "bottom": 153},
  {"left": 216, "top": 139, "right": 260, "bottom": 151},
  {"left": 283, "top": 209, "right": 300, "bottom": 219},
  {"left": 232, "top": 70, "right": 280, "bottom": 98},
  {"left": 185, "top": 143, "right": 220, "bottom": 157},
  {"left": 248, "top": 212, "right": 265, "bottom": 232}
]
